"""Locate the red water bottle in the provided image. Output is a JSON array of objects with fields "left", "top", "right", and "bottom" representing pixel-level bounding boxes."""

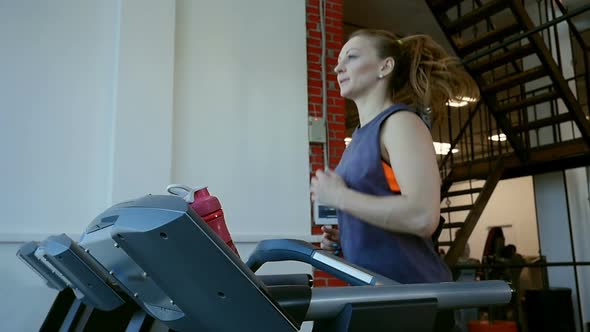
[{"left": 166, "top": 184, "right": 240, "bottom": 257}]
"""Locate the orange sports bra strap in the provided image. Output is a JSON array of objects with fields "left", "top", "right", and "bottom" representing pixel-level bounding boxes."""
[{"left": 381, "top": 160, "right": 401, "bottom": 193}]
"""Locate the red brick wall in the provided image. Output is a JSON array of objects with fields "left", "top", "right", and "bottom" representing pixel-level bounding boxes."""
[
  {"left": 306, "top": 0, "right": 346, "bottom": 288},
  {"left": 307, "top": 0, "right": 345, "bottom": 175},
  {"left": 313, "top": 270, "right": 349, "bottom": 287}
]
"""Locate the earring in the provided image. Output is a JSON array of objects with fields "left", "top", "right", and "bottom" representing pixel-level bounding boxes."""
[{"left": 378, "top": 74, "right": 384, "bottom": 79}]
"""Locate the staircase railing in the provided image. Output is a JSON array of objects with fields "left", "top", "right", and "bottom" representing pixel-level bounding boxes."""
[
  {"left": 434, "top": 0, "right": 590, "bottom": 178},
  {"left": 516, "top": 0, "right": 590, "bottom": 146},
  {"left": 434, "top": 102, "right": 508, "bottom": 183},
  {"left": 431, "top": 0, "right": 590, "bottom": 253}
]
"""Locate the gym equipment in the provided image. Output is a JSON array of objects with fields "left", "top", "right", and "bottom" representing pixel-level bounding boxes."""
[{"left": 17, "top": 194, "right": 513, "bottom": 331}]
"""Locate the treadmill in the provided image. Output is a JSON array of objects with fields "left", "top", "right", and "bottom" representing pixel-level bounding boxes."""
[{"left": 17, "top": 194, "right": 512, "bottom": 331}]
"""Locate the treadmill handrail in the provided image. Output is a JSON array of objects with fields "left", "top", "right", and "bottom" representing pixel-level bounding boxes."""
[
  {"left": 245, "top": 239, "right": 397, "bottom": 286},
  {"left": 305, "top": 280, "right": 514, "bottom": 320}
]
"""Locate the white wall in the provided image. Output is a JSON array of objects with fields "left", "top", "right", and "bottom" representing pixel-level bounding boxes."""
[
  {"left": 565, "top": 168, "right": 590, "bottom": 332},
  {"left": 0, "top": 1, "right": 177, "bottom": 330},
  {"left": 0, "top": 1, "right": 313, "bottom": 331},
  {"left": 0, "top": 243, "right": 58, "bottom": 331},
  {"left": 0, "top": 2, "right": 121, "bottom": 330},
  {"left": 172, "top": 0, "right": 311, "bottom": 240},
  {"left": 0, "top": 0, "right": 176, "bottom": 237},
  {"left": 474, "top": 176, "right": 539, "bottom": 258},
  {"left": 110, "top": 0, "right": 177, "bottom": 203},
  {"left": 534, "top": 170, "right": 589, "bottom": 332},
  {"left": 0, "top": 0, "right": 120, "bottom": 236},
  {"left": 441, "top": 177, "right": 539, "bottom": 260}
]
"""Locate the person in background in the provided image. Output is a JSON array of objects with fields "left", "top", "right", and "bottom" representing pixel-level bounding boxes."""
[{"left": 310, "top": 28, "right": 479, "bottom": 332}]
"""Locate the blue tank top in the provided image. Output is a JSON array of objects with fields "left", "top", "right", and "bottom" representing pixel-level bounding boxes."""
[{"left": 334, "top": 103, "right": 451, "bottom": 284}]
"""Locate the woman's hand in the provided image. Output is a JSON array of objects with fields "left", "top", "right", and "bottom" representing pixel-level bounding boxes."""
[
  {"left": 310, "top": 169, "right": 347, "bottom": 208},
  {"left": 320, "top": 225, "right": 340, "bottom": 254}
]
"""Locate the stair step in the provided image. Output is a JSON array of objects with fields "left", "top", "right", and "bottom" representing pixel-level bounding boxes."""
[
  {"left": 430, "top": 0, "right": 464, "bottom": 13},
  {"left": 482, "top": 66, "right": 546, "bottom": 94},
  {"left": 443, "top": 222, "right": 465, "bottom": 229},
  {"left": 438, "top": 241, "right": 453, "bottom": 247},
  {"left": 512, "top": 112, "right": 573, "bottom": 132},
  {"left": 496, "top": 91, "right": 560, "bottom": 114},
  {"left": 441, "top": 204, "right": 474, "bottom": 213},
  {"left": 469, "top": 43, "right": 536, "bottom": 74},
  {"left": 440, "top": 173, "right": 455, "bottom": 198},
  {"left": 443, "top": 188, "right": 483, "bottom": 198},
  {"left": 446, "top": 0, "right": 510, "bottom": 34},
  {"left": 458, "top": 22, "right": 522, "bottom": 55}
]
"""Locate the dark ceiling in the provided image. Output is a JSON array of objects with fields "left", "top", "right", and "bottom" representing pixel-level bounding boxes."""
[
  {"left": 342, "top": 0, "right": 589, "bottom": 55},
  {"left": 339, "top": 0, "right": 590, "bottom": 144}
]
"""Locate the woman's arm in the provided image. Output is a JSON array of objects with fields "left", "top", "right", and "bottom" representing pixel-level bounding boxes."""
[{"left": 311, "top": 111, "right": 440, "bottom": 238}]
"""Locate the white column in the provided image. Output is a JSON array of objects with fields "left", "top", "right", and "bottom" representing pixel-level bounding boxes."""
[
  {"left": 109, "top": 0, "right": 177, "bottom": 203},
  {"left": 564, "top": 167, "right": 590, "bottom": 331},
  {"left": 0, "top": 1, "right": 177, "bottom": 330},
  {"left": 534, "top": 171, "right": 585, "bottom": 332},
  {"left": 171, "top": 0, "right": 311, "bottom": 239}
]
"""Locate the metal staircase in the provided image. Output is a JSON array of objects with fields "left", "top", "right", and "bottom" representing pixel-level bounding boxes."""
[
  {"left": 426, "top": 0, "right": 590, "bottom": 264},
  {"left": 440, "top": 158, "right": 504, "bottom": 266}
]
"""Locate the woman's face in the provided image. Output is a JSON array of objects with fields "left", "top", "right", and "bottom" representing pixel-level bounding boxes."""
[{"left": 334, "top": 36, "right": 383, "bottom": 100}]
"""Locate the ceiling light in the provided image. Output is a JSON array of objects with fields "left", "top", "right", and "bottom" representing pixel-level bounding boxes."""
[
  {"left": 433, "top": 142, "right": 459, "bottom": 155},
  {"left": 459, "top": 96, "right": 478, "bottom": 102},
  {"left": 446, "top": 96, "right": 478, "bottom": 108},
  {"left": 488, "top": 133, "right": 507, "bottom": 142},
  {"left": 446, "top": 100, "right": 469, "bottom": 107}
]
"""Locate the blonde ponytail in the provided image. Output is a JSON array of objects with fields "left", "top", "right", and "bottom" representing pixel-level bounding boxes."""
[{"left": 349, "top": 30, "right": 479, "bottom": 124}]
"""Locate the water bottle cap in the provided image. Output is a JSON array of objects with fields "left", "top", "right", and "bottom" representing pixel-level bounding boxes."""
[{"left": 166, "top": 184, "right": 208, "bottom": 203}]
